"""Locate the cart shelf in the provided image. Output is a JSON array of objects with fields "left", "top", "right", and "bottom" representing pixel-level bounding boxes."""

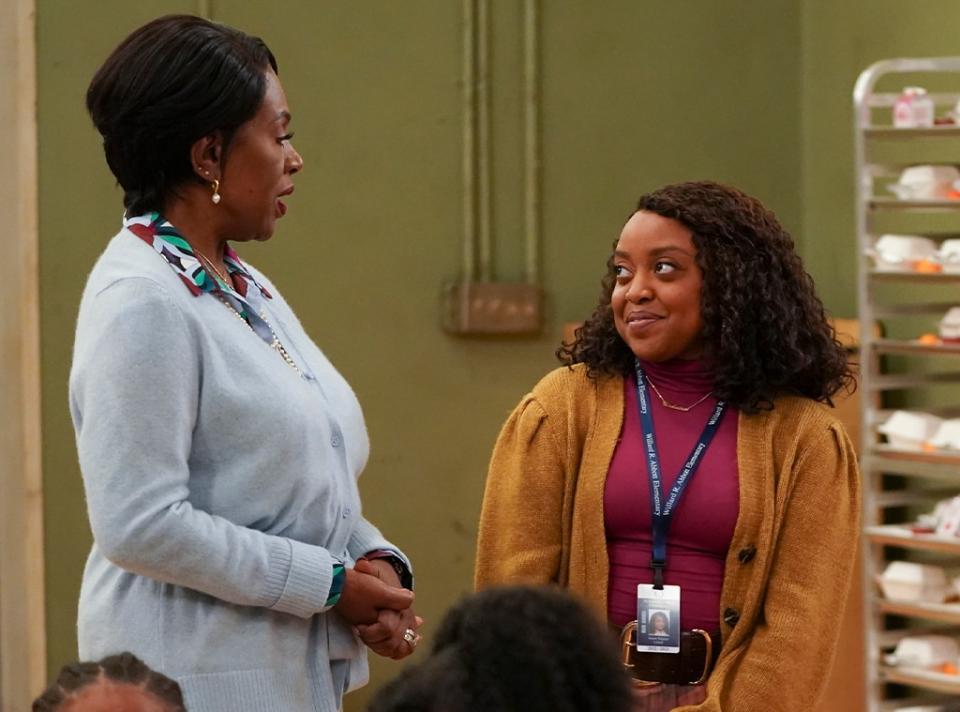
[
  {"left": 866, "top": 525, "right": 960, "bottom": 554},
  {"left": 869, "top": 198, "right": 960, "bottom": 211},
  {"left": 879, "top": 665, "right": 960, "bottom": 695},
  {"left": 876, "top": 598, "right": 960, "bottom": 625},
  {"left": 865, "top": 125, "right": 960, "bottom": 139},
  {"left": 869, "top": 271, "right": 960, "bottom": 286},
  {"left": 872, "top": 339, "right": 960, "bottom": 357}
]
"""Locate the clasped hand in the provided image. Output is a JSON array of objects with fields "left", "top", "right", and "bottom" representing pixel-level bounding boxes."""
[{"left": 334, "top": 558, "right": 423, "bottom": 660}]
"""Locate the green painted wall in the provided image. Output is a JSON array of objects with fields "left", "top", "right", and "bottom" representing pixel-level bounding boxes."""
[
  {"left": 800, "top": 0, "right": 960, "bottom": 317},
  {"left": 37, "top": 0, "right": 201, "bottom": 684},
  {"left": 38, "top": 1, "right": 800, "bottom": 707}
]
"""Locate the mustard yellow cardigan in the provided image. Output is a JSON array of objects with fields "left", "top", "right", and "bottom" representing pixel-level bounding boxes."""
[{"left": 475, "top": 364, "right": 861, "bottom": 712}]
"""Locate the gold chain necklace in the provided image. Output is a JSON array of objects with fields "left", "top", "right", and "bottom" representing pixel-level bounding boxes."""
[
  {"left": 196, "top": 252, "right": 304, "bottom": 378},
  {"left": 217, "top": 296, "right": 304, "bottom": 378},
  {"left": 646, "top": 377, "right": 713, "bottom": 412},
  {"left": 196, "top": 252, "right": 232, "bottom": 289}
]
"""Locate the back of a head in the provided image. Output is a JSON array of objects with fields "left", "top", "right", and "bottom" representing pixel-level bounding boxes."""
[
  {"left": 369, "top": 586, "right": 632, "bottom": 712},
  {"left": 367, "top": 648, "right": 470, "bottom": 712},
  {"left": 33, "top": 653, "right": 186, "bottom": 712}
]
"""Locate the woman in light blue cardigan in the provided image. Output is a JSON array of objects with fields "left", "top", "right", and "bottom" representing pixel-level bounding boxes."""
[{"left": 70, "top": 16, "right": 419, "bottom": 712}]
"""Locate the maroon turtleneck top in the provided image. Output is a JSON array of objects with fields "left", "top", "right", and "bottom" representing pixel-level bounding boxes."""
[{"left": 605, "top": 358, "right": 739, "bottom": 632}]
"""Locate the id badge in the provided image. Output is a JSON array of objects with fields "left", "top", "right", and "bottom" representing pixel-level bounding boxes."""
[{"left": 636, "top": 584, "right": 681, "bottom": 654}]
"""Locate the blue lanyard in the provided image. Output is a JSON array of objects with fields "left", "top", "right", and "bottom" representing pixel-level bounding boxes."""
[{"left": 634, "top": 362, "right": 727, "bottom": 590}]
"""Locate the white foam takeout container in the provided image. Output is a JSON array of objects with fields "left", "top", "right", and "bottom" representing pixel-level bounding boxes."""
[
  {"left": 889, "top": 165, "right": 960, "bottom": 201},
  {"left": 936, "top": 497, "right": 960, "bottom": 538},
  {"left": 885, "top": 634, "right": 959, "bottom": 669},
  {"left": 872, "top": 234, "right": 940, "bottom": 271},
  {"left": 879, "top": 561, "right": 949, "bottom": 604},
  {"left": 915, "top": 496, "right": 960, "bottom": 539},
  {"left": 940, "top": 308, "right": 960, "bottom": 341},
  {"left": 929, "top": 419, "right": 960, "bottom": 450},
  {"left": 878, "top": 411, "right": 944, "bottom": 451},
  {"left": 941, "top": 239, "right": 960, "bottom": 273}
]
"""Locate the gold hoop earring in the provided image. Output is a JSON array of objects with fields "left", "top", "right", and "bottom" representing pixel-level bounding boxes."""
[{"left": 211, "top": 179, "right": 221, "bottom": 205}]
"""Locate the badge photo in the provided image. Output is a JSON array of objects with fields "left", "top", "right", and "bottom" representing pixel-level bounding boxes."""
[{"left": 637, "top": 584, "right": 681, "bottom": 654}]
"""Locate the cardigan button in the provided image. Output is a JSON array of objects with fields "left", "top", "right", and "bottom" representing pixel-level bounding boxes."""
[
  {"left": 723, "top": 608, "right": 740, "bottom": 627},
  {"left": 738, "top": 545, "right": 757, "bottom": 564}
]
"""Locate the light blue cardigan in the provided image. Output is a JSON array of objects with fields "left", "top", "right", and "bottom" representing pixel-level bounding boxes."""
[{"left": 69, "top": 228, "right": 410, "bottom": 712}]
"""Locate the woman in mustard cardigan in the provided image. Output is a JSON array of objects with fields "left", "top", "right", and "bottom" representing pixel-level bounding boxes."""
[{"left": 475, "top": 181, "right": 860, "bottom": 711}]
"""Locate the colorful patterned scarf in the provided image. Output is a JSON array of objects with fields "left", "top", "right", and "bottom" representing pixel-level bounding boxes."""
[{"left": 124, "top": 212, "right": 276, "bottom": 345}]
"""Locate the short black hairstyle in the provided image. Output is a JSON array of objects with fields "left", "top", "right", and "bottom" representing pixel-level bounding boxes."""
[
  {"left": 368, "top": 586, "right": 633, "bottom": 712},
  {"left": 86, "top": 14, "right": 278, "bottom": 216},
  {"left": 33, "top": 652, "right": 185, "bottom": 711},
  {"left": 558, "top": 180, "right": 854, "bottom": 413}
]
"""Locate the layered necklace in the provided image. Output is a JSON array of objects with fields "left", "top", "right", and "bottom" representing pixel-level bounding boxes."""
[{"left": 197, "top": 252, "right": 303, "bottom": 378}]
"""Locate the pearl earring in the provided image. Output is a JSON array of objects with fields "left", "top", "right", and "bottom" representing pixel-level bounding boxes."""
[{"left": 211, "top": 179, "right": 221, "bottom": 205}]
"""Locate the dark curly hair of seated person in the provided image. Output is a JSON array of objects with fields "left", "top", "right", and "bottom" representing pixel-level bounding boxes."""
[
  {"left": 367, "top": 585, "right": 633, "bottom": 712},
  {"left": 33, "top": 652, "right": 186, "bottom": 711},
  {"left": 557, "top": 180, "right": 855, "bottom": 413}
]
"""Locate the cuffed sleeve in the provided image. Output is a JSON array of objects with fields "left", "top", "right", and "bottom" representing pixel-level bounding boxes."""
[
  {"left": 347, "top": 517, "right": 414, "bottom": 585},
  {"left": 348, "top": 518, "right": 400, "bottom": 562},
  {"left": 270, "top": 539, "right": 338, "bottom": 617}
]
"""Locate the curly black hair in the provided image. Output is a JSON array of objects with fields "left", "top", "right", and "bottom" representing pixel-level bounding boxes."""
[
  {"left": 33, "top": 652, "right": 185, "bottom": 711},
  {"left": 557, "top": 181, "right": 854, "bottom": 413},
  {"left": 367, "top": 586, "right": 632, "bottom": 712}
]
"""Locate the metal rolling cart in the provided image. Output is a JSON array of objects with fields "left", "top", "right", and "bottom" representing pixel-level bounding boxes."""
[{"left": 856, "top": 57, "right": 960, "bottom": 711}]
